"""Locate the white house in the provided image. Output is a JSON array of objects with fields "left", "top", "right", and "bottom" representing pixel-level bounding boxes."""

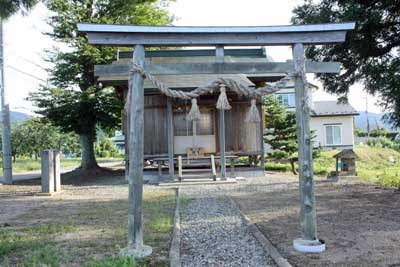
[{"left": 274, "top": 84, "right": 359, "bottom": 150}]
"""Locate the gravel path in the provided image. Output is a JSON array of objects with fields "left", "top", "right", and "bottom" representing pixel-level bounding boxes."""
[{"left": 180, "top": 187, "right": 277, "bottom": 267}]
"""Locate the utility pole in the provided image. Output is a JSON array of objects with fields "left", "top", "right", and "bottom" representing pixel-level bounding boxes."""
[{"left": 0, "top": 17, "right": 13, "bottom": 184}]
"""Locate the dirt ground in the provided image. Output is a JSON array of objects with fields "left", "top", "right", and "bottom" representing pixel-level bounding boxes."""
[
  {"left": 233, "top": 173, "right": 400, "bottom": 267},
  {"left": 0, "top": 176, "right": 175, "bottom": 267}
]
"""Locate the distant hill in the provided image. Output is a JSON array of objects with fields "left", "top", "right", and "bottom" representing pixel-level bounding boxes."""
[
  {"left": 355, "top": 111, "right": 397, "bottom": 131},
  {"left": 10, "top": 111, "right": 33, "bottom": 124}
]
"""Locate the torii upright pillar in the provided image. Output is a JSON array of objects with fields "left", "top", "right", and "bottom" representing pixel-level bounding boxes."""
[
  {"left": 292, "top": 43, "right": 324, "bottom": 252},
  {"left": 121, "top": 44, "right": 152, "bottom": 258}
]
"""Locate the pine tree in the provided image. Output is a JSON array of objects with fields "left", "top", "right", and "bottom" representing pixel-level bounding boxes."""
[{"left": 264, "top": 96, "right": 298, "bottom": 174}]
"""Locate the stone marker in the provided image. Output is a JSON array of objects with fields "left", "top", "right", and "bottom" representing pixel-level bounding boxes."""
[
  {"left": 53, "top": 150, "right": 61, "bottom": 192},
  {"left": 41, "top": 149, "right": 55, "bottom": 194},
  {"left": 41, "top": 149, "right": 61, "bottom": 195}
]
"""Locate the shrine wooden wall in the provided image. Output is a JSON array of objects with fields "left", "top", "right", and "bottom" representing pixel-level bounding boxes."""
[{"left": 133, "top": 93, "right": 262, "bottom": 157}]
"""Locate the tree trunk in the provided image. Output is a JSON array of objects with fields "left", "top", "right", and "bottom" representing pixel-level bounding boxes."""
[
  {"left": 79, "top": 132, "right": 98, "bottom": 170},
  {"left": 289, "top": 159, "right": 297, "bottom": 175}
]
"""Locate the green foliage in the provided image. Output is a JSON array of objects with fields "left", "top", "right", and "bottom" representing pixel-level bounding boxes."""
[
  {"left": 30, "top": 86, "right": 122, "bottom": 137},
  {"left": 0, "top": 0, "right": 38, "bottom": 18},
  {"left": 95, "top": 135, "right": 120, "bottom": 157},
  {"left": 23, "top": 246, "right": 60, "bottom": 267},
  {"left": 264, "top": 96, "right": 297, "bottom": 159},
  {"left": 365, "top": 137, "right": 400, "bottom": 151},
  {"left": 83, "top": 256, "right": 137, "bottom": 267},
  {"left": 0, "top": 118, "right": 80, "bottom": 160},
  {"left": 265, "top": 162, "right": 291, "bottom": 172},
  {"left": 354, "top": 127, "right": 367, "bottom": 137},
  {"left": 29, "top": 0, "right": 173, "bottom": 169},
  {"left": 292, "top": 0, "right": 400, "bottom": 128}
]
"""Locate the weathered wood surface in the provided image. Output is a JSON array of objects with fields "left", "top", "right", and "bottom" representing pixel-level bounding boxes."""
[
  {"left": 258, "top": 105, "right": 265, "bottom": 169},
  {"left": 144, "top": 95, "right": 168, "bottom": 155},
  {"left": 178, "top": 156, "right": 183, "bottom": 181},
  {"left": 94, "top": 61, "right": 341, "bottom": 77},
  {"left": 78, "top": 22, "right": 355, "bottom": 46},
  {"left": 211, "top": 154, "right": 217, "bottom": 181},
  {"left": 167, "top": 97, "right": 174, "bottom": 179},
  {"left": 127, "top": 45, "right": 146, "bottom": 249},
  {"left": 216, "top": 46, "right": 227, "bottom": 180},
  {"left": 293, "top": 43, "right": 318, "bottom": 241},
  {"left": 140, "top": 94, "right": 262, "bottom": 156}
]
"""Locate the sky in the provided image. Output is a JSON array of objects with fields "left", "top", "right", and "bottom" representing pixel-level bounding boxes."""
[{"left": 3, "top": 0, "right": 382, "bottom": 114}]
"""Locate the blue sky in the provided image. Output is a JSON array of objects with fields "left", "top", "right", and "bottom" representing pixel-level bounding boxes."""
[{"left": 3, "top": 0, "right": 382, "bottom": 114}]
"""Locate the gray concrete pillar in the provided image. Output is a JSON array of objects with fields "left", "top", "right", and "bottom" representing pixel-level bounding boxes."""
[
  {"left": 41, "top": 150, "right": 54, "bottom": 194},
  {"left": 53, "top": 150, "right": 61, "bottom": 192}
]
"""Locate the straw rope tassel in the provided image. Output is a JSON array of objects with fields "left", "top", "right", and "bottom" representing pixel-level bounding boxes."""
[
  {"left": 216, "top": 85, "right": 231, "bottom": 110},
  {"left": 186, "top": 98, "right": 201, "bottom": 121},
  {"left": 246, "top": 99, "right": 261, "bottom": 123}
]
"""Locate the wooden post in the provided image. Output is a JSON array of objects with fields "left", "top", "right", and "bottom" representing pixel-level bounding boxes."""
[
  {"left": 230, "top": 158, "right": 235, "bottom": 177},
  {"left": 167, "top": 97, "right": 174, "bottom": 179},
  {"left": 216, "top": 45, "right": 227, "bottom": 180},
  {"left": 211, "top": 154, "right": 217, "bottom": 181},
  {"left": 293, "top": 43, "right": 318, "bottom": 241},
  {"left": 259, "top": 104, "right": 265, "bottom": 170},
  {"left": 178, "top": 156, "right": 183, "bottom": 182},
  {"left": 122, "top": 44, "right": 152, "bottom": 258},
  {"left": 157, "top": 161, "right": 162, "bottom": 180},
  {"left": 123, "top": 88, "right": 130, "bottom": 179}
]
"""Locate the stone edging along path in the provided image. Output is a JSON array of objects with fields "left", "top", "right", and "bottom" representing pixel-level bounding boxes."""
[
  {"left": 169, "top": 185, "right": 293, "bottom": 267},
  {"left": 169, "top": 187, "right": 181, "bottom": 267},
  {"left": 227, "top": 196, "right": 293, "bottom": 267}
]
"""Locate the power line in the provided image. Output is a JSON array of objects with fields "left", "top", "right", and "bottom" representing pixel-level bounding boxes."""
[
  {"left": 6, "top": 50, "right": 48, "bottom": 71},
  {"left": 6, "top": 65, "right": 47, "bottom": 82}
]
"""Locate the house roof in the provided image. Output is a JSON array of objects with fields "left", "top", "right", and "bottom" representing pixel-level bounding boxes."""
[{"left": 311, "top": 101, "right": 359, "bottom": 117}]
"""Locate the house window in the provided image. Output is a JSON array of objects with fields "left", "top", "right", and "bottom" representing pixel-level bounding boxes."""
[
  {"left": 276, "top": 93, "right": 295, "bottom": 107},
  {"left": 325, "top": 125, "right": 342, "bottom": 145},
  {"left": 174, "top": 108, "right": 214, "bottom": 136}
]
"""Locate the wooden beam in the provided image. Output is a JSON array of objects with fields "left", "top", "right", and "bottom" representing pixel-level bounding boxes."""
[
  {"left": 94, "top": 62, "right": 341, "bottom": 77},
  {"left": 126, "top": 44, "right": 151, "bottom": 255},
  {"left": 293, "top": 43, "right": 318, "bottom": 241},
  {"left": 78, "top": 23, "right": 355, "bottom": 46},
  {"left": 167, "top": 97, "right": 174, "bottom": 180},
  {"left": 217, "top": 46, "right": 227, "bottom": 180}
]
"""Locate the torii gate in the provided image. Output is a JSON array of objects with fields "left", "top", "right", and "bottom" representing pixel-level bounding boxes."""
[{"left": 78, "top": 22, "right": 355, "bottom": 257}]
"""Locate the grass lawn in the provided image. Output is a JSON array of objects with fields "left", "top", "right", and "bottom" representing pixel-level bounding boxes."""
[
  {"left": 0, "top": 187, "right": 175, "bottom": 267},
  {"left": 0, "top": 157, "right": 123, "bottom": 175},
  {"left": 265, "top": 145, "right": 400, "bottom": 188}
]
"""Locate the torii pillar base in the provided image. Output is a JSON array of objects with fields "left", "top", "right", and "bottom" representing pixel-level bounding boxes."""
[
  {"left": 293, "top": 238, "right": 325, "bottom": 253},
  {"left": 120, "top": 245, "right": 152, "bottom": 259}
]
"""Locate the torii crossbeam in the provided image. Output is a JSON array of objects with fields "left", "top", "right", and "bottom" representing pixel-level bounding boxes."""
[{"left": 78, "top": 22, "right": 355, "bottom": 257}]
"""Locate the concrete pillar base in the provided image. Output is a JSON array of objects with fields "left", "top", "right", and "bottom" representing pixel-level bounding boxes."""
[
  {"left": 293, "top": 238, "right": 325, "bottom": 253},
  {"left": 120, "top": 245, "right": 152, "bottom": 258}
]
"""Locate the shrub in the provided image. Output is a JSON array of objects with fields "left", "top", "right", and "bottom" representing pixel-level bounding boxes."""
[{"left": 366, "top": 137, "right": 400, "bottom": 151}]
